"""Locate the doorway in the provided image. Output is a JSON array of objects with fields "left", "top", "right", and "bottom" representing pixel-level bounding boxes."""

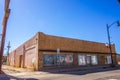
[{"left": 19, "top": 55, "right": 23, "bottom": 67}]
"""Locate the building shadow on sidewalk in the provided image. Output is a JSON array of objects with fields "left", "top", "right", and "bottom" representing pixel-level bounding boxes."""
[
  {"left": 0, "top": 71, "right": 38, "bottom": 80},
  {"left": 41, "top": 65, "right": 120, "bottom": 75}
]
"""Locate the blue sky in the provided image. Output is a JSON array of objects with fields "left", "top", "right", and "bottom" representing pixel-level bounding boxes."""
[{"left": 0, "top": 0, "right": 120, "bottom": 55}]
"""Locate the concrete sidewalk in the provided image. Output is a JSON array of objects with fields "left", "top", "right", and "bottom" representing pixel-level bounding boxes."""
[
  {"left": 2, "top": 65, "right": 28, "bottom": 74},
  {"left": 0, "top": 65, "right": 111, "bottom": 73},
  {"left": 0, "top": 65, "right": 120, "bottom": 80}
]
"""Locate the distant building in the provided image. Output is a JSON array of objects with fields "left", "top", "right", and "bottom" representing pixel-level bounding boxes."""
[{"left": 8, "top": 32, "right": 117, "bottom": 70}]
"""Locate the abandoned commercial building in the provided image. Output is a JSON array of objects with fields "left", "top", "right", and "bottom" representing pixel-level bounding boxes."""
[{"left": 8, "top": 32, "right": 117, "bottom": 70}]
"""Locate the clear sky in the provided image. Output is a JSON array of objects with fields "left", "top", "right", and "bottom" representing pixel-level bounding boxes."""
[{"left": 0, "top": 0, "right": 120, "bottom": 55}]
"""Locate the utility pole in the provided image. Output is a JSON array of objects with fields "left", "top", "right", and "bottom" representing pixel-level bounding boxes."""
[
  {"left": 7, "top": 41, "right": 10, "bottom": 65},
  {"left": 0, "top": 0, "right": 10, "bottom": 73},
  {"left": 106, "top": 21, "right": 120, "bottom": 67},
  {"left": 7, "top": 41, "right": 10, "bottom": 56},
  {"left": 106, "top": 24, "right": 114, "bottom": 67}
]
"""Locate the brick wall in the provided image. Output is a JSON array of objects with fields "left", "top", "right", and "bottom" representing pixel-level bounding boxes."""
[
  {"left": 38, "top": 32, "right": 116, "bottom": 53},
  {"left": 8, "top": 33, "right": 38, "bottom": 70},
  {"left": 8, "top": 50, "right": 15, "bottom": 66}
]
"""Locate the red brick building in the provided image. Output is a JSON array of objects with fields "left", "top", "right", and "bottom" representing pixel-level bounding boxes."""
[{"left": 8, "top": 32, "right": 117, "bottom": 70}]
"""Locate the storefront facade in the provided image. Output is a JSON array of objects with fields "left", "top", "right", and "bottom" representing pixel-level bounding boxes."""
[
  {"left": 39, "top": 51, "right": 117, "bottom": 70},
  {"left": 8, "top": 32, "right": 117, "bottom": 70}
]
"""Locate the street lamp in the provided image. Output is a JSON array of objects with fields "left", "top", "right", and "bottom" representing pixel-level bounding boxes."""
[{"left": 106, "top": 21, "right": 120, "bottom": 67}]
